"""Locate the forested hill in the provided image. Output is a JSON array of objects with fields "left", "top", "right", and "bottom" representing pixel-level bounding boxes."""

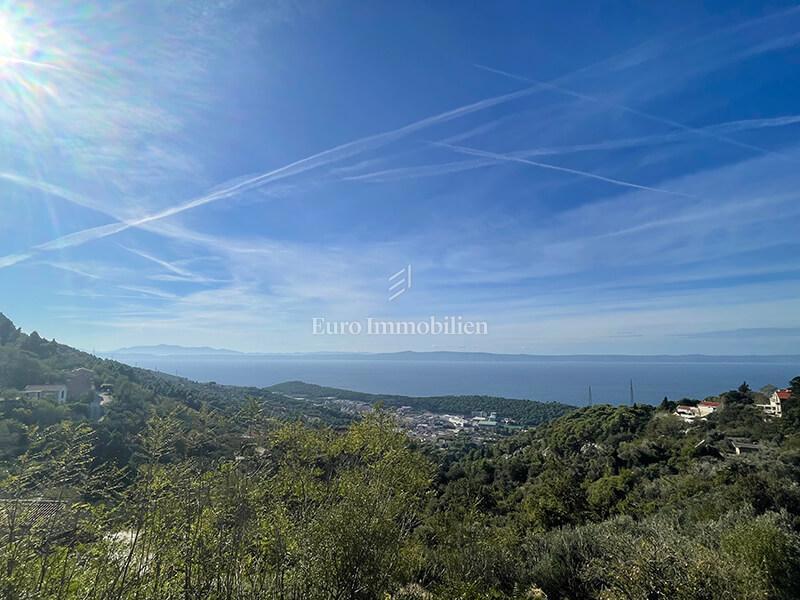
[
  {"left": 0, "top": 312, "right": 355, "bottom": 466},
  {"left": 0, "top": 316, "right": 354, "bottom": 427},
  {"left": 269, "top": 380, "right": 574, "bottom": 425}
]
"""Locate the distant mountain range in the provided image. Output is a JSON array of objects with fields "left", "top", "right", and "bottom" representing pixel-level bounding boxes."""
[
  {"left": 105, "top": 344, "right": 245, "bottom": 357},
  {"left": 104, "top": 346, "right": 800, "bottom": 363}
]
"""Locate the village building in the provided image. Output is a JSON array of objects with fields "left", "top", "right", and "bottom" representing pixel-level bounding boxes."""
[
  {"left": 760, "top": 388, "right": 792, "bottom": 418},
  {"left": 675, "top": 404, "right": 700, "bottom": 421},
  {"left": 697, "top": 400, "right": 721, "bottom": 417},
  {"left": 21, "top": 384, "right": 68, "bottom": 403},
  {"left": 728, "top": 438, "right": 760, "bottom": 455},
  {"left": 675, "top": 400, "right": 721, "bottom": 421},
  {"left": 66, "top": 367, "right": 95, "bottom": 399}
]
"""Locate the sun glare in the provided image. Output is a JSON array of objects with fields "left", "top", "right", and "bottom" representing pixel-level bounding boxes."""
[
  {"left": 0, "top": 7, "right": 64, "bottom": 71},
  {"left": 0, "top": 12, "right": 15, "bottom": 57},
  {"left": 0, "top": 3, "right": 76, "bottom": 130}
]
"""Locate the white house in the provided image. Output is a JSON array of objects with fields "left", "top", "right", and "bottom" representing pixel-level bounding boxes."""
[
  {"left": 22, "top": 384, "right": 68, "bottom": 403},
  {"left": 697, "top": 400, "right": 721, "bottom": 417},
  {"left": 761, "top": 388, "right": 792, "bottom": 418},
  {"left": 674, "top": 400, "right": 720, "bottom": 421},
  {"left": 675, "top": 404, "right": 701, "bottom": 421}
]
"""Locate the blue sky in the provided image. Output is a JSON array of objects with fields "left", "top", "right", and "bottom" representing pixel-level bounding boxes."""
[{"left": 1, "top": 0, "right": 800, "bottom": 354}]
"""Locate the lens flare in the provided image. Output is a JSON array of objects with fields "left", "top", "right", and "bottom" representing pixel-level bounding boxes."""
[
  {"left": 0, "top": 3, "right": 70, "bottom": 132},
  {"left": 0, "top": 2, "right": 84, "bottom": 269},
  {"left": 0, "top": 5, "right": 59, "bottom": 69},
  {"left": 0, "top": 13, "right": 13, "bottom": 54}
]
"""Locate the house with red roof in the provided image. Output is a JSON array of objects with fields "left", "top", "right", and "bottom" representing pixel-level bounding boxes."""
[
  {"left": 762, "top": 388, "right": 792, "bottom": 418},
  {"left": 697, "top": 400, "right": 721, "bottom": 417},
  {"left": 674, "top": 400, "right": 721, "bottom": 421}
]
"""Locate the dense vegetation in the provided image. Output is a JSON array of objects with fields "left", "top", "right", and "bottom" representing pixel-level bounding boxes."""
[
  {"left": 1, "top": 313, "right": 800, "bottom": 599},
  {"left": 426, "top": 386, "right": 800, "bottom": 598}
]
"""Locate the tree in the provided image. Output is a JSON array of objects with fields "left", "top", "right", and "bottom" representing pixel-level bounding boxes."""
[
  {"left": 0, "top": 352, "right": 44, "bottom": 389},
  {"left": 523, "top": 466, "right": 588, "bottom": 529},
  {"left": 20, "top": 331, "right": 52, "bottom": 358},
  {"left": 781, "top": 376, "right": 800, "bottom": 432},
  {"left": 0, "top": 313, "right": 20, "bottom": 346},
  {"left": 587, "top": 471, "right": 634, "bottom": 518},
  {"left": 720, "top": 511, "right": 800, "bottom": 599},
  {"left": 724, "top": 384, "right": 753, "bottom": 405}
]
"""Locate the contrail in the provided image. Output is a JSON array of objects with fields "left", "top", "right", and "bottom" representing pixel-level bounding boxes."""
[
  {"left": 710, "top": 114, "right": 800, "bottom": 132},
  {"left": 4, "top": 24, "right": 772, "bottom": 268},
  {"left": 342, "top": 7, "right": 800, "bottom": 184},
  {"left": 0, "top": 172, "right": 110, "bottom": 216},
  {"left": 0, "top": 81, "right": 551, "bottom": 268},
  {"left": 2, "top": 28, "right": 703, "bottom": 269},
  {"left": 597, "top": 195, "right": 798, "bottom": 239},
  {"left": 120, "top": 246, "right": 196, "bottom": 278},
  {"left": 119, "top": 245, "right": 218, "bottom": 283},
  {"left": 42, "top": 261, "right": 103, "bottom": 280},
  {"left": 341, "top": 158, "right": 493, "bottom": 182},
  {"left": 0, "top": 253, "right": 32, "bottom": 269},
  {"left": 438, "top": 142, "right": 695, "bottom": 198},
  {"left": 475, "top": 64, "right": 794, "bottom": 162},
  {"left": 35, "top": 222, "right": 131, "bottom": 252},
  {"left": 345, "top": 114, "right": 800, "bottom": 183},
  {"left": 0, "top": 56, "right": 70, "bottom": 71}
]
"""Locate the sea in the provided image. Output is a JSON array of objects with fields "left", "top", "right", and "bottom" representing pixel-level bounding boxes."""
[{"left": 111, "top": 355, "right": 800, "bottom": 407}]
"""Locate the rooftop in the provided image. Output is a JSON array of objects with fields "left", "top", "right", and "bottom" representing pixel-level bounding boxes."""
[
  {"left": 728, "top": 437, "right": 761, "bottom": 450},
  {"left": 24, "top": 384, "right": 67, "bottom": 392}
]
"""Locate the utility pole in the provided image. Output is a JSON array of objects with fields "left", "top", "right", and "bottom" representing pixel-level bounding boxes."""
[
  {"left": 588, "top": 385, "right": 593, "bottom": 407},
  {"left": 630, "top": 379, "right": 635, "bottom": 406}
]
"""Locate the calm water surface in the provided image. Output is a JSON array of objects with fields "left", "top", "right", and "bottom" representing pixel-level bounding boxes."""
[{"left": 116, "top": 356, "right": 800, "bottom": 406}]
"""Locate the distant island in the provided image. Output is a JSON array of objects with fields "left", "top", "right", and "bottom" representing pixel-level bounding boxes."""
[
  {"left": 106, "top": 344, "right": 246, "bottom": 357},
  {"left": 104, "top": 346, "right": 800, "bottom": 363}
]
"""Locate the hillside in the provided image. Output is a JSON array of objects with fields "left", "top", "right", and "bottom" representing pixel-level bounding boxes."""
[
  {"left": 269, "top": 381, "right": 574, "bottom": 426},
  {"left": 1, "top": 312, "right": 800, "bottom": 599},
  {"left": 0, "top": 313, "right": 354, "bottom": 466},
  {"left": 425, "top": 389, "right": 800, "bottom": 598}
]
